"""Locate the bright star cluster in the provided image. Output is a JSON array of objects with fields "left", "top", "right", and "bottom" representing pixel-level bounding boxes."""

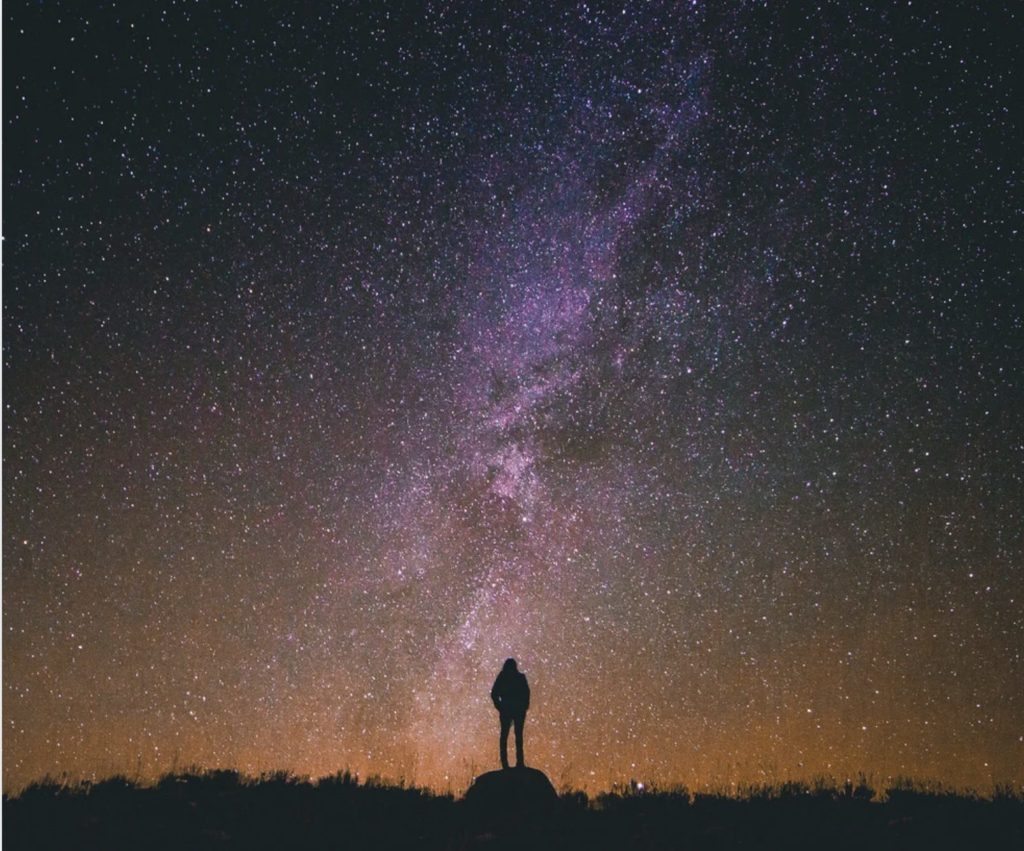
[{"left": 4, "top": 2, "right": 1022, "bottom": 793}]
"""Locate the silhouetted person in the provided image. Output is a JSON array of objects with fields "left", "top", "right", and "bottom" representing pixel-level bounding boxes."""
[{"left": 491, "top": 658, "right": 529, "bottom": 769}]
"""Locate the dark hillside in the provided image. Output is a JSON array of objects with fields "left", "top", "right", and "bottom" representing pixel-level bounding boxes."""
[{"left": 4, "top": 771, "right": 1022, "bottom": 850}]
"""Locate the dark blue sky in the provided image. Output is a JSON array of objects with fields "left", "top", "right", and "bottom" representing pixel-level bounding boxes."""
[{"left": 4, "top": 1, "right": 1021, "bottom": 791}]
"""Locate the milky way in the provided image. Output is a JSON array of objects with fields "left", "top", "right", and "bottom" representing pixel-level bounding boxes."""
[{"left": 4, "top": 2, "right": 1022, "bottom": 792}]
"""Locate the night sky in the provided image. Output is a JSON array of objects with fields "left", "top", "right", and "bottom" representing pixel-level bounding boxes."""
[{"left": 4, "top": 2, "right": 1022, "bottom": 794}]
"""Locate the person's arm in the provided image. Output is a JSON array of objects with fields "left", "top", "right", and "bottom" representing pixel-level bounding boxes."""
[
  {"left": 491, "top": 675, "right": 502, "bottom": 711},
  {"left": 523, "top": 676, "right": 530, "bottom": 712}
]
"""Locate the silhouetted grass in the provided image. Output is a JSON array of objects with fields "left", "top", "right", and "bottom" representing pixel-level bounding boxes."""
[{"left": 4, "top": 770, "right": 1022, "bottom": 850}]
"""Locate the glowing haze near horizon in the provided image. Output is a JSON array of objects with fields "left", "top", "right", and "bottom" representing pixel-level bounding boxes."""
[{"left": 4, "top": 2, "right": 1022, "bottom": 793}]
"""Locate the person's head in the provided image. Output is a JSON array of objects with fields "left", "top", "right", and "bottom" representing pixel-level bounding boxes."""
[{"left": 503, "top": 658, "right": 518, "bottom": 672}]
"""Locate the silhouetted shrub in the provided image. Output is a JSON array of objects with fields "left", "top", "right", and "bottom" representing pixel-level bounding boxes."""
[{"left": 3, "top": 770, "right": 1022, "bottom": 850}]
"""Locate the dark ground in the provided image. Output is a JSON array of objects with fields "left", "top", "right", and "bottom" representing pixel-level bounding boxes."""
[{"left": 3, "top": 770, "right": 1022, "bottom": 850}]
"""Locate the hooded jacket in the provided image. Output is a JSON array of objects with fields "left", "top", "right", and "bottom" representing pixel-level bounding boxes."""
[{"left": 491, "top": 663, "right": 530, "bottom": 717}]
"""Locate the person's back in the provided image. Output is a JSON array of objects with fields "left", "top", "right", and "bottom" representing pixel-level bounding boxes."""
[
  {"left": 491, "top": 658, "right": 530, "bottom": 768},
  {"left": 492, "top": 666, "right": 529, "bottom": 716}
]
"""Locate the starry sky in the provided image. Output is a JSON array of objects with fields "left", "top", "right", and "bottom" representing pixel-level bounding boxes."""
[{"left": 4, "top": 1, "right": 1022, "bottom": 794}]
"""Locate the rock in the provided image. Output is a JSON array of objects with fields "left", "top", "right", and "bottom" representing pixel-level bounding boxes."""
[{"left": 462, "top": 767, "right": 558, "bottom": 835}]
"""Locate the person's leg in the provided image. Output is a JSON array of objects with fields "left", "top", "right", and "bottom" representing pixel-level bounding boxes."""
[
  {"left": 514, "top": 713, "right": 525, "bottom": 767},
  {"left": 499, "top": 715, "right": 512, "bottom": 769}
]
